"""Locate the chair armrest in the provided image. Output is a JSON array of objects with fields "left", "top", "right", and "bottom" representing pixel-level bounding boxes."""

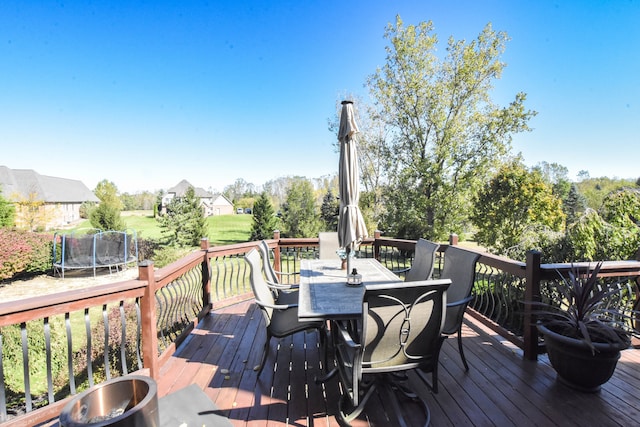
[
  {"left": 446, "top": 295, "right": 473, "bottom": 308},
  {"left": 255, "top": 300, "right": 298, "bottom": 310},
  {"left": 265, "top": 280, "right": 300, "bottom": 290},
  {"left": 334, "top": 320, "right": 360, "bottom": 349},
  {"left": 273, "top": 269, "right": 298, "bottom": 276}
]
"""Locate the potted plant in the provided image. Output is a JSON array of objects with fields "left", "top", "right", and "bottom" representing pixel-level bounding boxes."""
[{"left": 532, "top": 262, "right": 639, "bottom": 392}]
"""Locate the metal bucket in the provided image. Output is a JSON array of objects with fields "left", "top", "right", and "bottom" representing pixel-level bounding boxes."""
[{"left": 59, "top": 375, "right": 159, "bottom": 427}]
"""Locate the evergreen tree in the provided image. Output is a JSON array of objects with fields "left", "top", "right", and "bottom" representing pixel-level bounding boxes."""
[
  {"left": 250, "top": 192, "right": 278, "bottom": 241},
  {"left": 320, "top": 190, "right": 339, "bottom": 231},
  {"left": 563, "top": 184, "right": 587, "bottom": 227},
  {"left": 0, "top": 191, "right": 15, "bottom": 228},
  {"left": 281, "top": 179, "right": 321, "bottom": 238},
  {"left": 157, "top": 186, "right": 207, "bottom": 247}
]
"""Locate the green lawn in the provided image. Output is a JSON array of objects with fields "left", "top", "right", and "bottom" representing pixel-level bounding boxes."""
[{"left": 67, "top": 211, "right": 253, "bottom": 245}]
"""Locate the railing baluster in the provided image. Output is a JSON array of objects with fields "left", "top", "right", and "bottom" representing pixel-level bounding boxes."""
[
  {"left": 85, "top": 308, "right": 93, "bottom": 388},
  {"left": 102, "top": 304, "right": 110, "bottom": 380},
  {"left": 119, "top": 302, "right": 128, "bottom": 375},
  {"left": 20, "top": 323, "right": 31, "bottom": 412},
  {"left": 0, "top": 333, "right": 6, "bottom": 422},
  {"left": 44, "top": 317, "right": 53, "bottom": 405}
]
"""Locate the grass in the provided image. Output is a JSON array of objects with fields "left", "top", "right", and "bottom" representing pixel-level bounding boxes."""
[{"left": 67, "top": 211, "right": 253, "bottom": 245}]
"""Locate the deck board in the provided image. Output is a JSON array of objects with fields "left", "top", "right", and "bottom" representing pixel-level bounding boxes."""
[{"left": 157, "top": 299, "right": 640, "bottom": 426}]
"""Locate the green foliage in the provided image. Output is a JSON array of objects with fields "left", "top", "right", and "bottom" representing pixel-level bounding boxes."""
[
  {"left": 1, "top": 317, "right": 67, "bottom": 396},
  {"left": 575, "top": 177, "right": 638, "bottom": 210},
  {"left": 566, "top": 189, "right": 640, "bottom": 261},
  {"left": 90, "top": 180, "right": 125, "bottom": 230},
  {"left": 472, "top": 160, "right": 565, "bottom": 253},
  {"left": 281, "top": 178, "right": 321, "bottom": 238},
  {"left": 78, "top": 201, "right": 96, "bottom": 219},
  {"left": 90, "top": 203, "right": 125, "bottom": 231},
  {"left": 0, "top": 191, "right": 16, "bottom": 227},
  {"left": 157, "top": 186, "right": 207, "bottom": 247},
  {"left": 367, "top": 16, "right": 535, "bottom": 239},
  {"left": 151, "top": 246, "right": 195, "bottom": 267},
  {"left": 0, "top": 229, "right": 53, "bottom": 280},
  {"left": 504, "top": 225, "right": 569, "bottom": 263},
  {"left": 320, "top": 190, "right": 339, "bottom": 232},
  {"left": 533, "top": 161, "right": 571, "bottom": 201},
  {"left": 250, "top": 192, "right": 279, "bottom": 241}
]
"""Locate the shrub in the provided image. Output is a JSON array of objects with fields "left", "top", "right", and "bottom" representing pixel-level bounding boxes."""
[
  {"left": 152, "top": 246, "right": 194, "bottom": 268},
  {"left": 0, "top": 317, "right": 67, "bottom": 399},
  {"left": 0, "top": 229, "right": 52, "bottom": 280},
  {"left": 136, "top": 237, "right": 163, "bottom": 262},
  {"left": 56, "top": 302, "right": 141, "bottom": 395}
]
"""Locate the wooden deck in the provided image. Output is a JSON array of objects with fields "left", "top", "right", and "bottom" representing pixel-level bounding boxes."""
[{"left": 156, "top": 299, "right": 640, "bottom": 426}]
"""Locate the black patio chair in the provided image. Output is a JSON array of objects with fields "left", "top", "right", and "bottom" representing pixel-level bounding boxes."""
[
  {"left": 245, "top": 248, "right": 325, "bottom": 376},
  {"left": 436, "top": 245, "right": 481, "bottom": 371},
  {"left": 331, "top": 279, "right": 451, "bottom": 426},
  {"left": 393, "top": 238, "right": 440, "bottom": 282}
]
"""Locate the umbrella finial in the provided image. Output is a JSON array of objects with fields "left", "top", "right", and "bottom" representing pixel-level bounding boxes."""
[{"left": 341, "top": 100, "right": 353, "bottom": 105}]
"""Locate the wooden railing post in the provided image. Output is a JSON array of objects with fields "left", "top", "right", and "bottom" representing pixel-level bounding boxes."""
[
  {"left": 374, "top": 230, "right": 381, "bottom": 261},
  {"left": 524, "top": 250, "right": 542, "bottom": 361},
  {"left": 273, "top": 230, "right": 282, "bottom": 269},
  {"left": 449, "top": 233, "right": 459, "bottom": 246},
  {"left": 200, "top": 238, "right": 212, "bottom": 311},
  {"left": 138, "top": 260, "right": 159, "bottom": 378}
]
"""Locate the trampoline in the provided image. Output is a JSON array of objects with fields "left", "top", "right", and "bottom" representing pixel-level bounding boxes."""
[{"left": 52, "top": 228, "right": 138, "bottom": 278}]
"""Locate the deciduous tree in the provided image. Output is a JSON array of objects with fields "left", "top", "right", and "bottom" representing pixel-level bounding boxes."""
[
  {"left": 90, "top": 180, "right": 125, "bottom": 230},
  {"left": 471, "top": 160, "right": 565, "bottom": 253},
  {"left": 368, "top": 16, "right": 536, "bottom": 240}
]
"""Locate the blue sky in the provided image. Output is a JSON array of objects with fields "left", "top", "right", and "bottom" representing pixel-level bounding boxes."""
[{"left": 1, "top": 1, "right": 638, "bottom": 194}]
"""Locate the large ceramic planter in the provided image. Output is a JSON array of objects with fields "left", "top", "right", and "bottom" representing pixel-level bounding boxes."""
[{"left": 538, "top": 324, "right": 629, "bottom": 392}]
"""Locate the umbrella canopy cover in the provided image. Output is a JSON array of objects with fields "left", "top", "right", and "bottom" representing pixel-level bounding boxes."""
[{"left": 337, "top": 101, "right": 368, "bottom": 251}]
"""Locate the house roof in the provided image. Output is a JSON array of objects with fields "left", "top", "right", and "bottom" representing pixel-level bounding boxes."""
[
  {"left": 0, "top": 166, "right": 99, "bottom": 203},
  {"left": 167, "top": 179, "right": 213, "bottom": 198},
  {"left": 212, "top": 194, "right": 233, "bottom": 206}
]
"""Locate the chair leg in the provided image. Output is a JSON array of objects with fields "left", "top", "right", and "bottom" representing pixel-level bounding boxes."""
[
  {"left": 257, "top": 332, "right": 272, "bottom": 376},
  {"left": 457, "top": 325, "right": 469, "bottom": 371},
  {"left": 415, "top": 367, "right": 438, "bottom": 394}
]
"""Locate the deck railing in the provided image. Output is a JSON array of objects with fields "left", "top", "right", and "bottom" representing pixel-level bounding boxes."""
[{"left": 1, "top": 233, "right": 639, "bottom": 425}]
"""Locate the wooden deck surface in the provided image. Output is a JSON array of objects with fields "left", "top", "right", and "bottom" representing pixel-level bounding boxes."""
[{"left": 156, "top": 299, "right": 640, "bottom": 426}]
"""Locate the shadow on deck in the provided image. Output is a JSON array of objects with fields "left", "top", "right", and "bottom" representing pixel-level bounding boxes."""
[{"left": 157, "top": 299, "right": 640, "bottom": 426}]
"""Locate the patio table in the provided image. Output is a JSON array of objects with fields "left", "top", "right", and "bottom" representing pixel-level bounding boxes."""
[{"left": 298, "top": 258, "right": 401, "bottom": 321}]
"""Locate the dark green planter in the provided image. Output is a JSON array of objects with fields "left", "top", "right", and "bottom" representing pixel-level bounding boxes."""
[{"left": 538, "top": 324, "right": 629, "bottom": 392}]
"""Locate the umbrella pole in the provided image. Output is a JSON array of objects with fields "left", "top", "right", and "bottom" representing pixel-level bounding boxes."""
[{"left": 346, "top": 244, "right": 352, "bottom": 276}]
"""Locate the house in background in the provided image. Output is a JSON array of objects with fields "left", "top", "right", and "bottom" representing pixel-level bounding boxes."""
[
  {"left": 161, "top": 180, "right": 234, "bottom": 216},
  {"left": 0, "top": 166, "right": 99, "bottom": 230}
]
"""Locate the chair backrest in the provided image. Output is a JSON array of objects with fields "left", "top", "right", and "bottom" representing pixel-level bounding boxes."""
[
  {"left": 245, "top": 248, "right": 276, "bottom": 325},
  {"left": 258, "top": 240, "right": 279, "bottom": 284},
  {"left": 318, "top": 232, "right": 340, "bottom": 259},
  {"left": 439, "top": 246, "right": 481, "bottom": 335},
  {"left": 360, "top": 279, "right": 451, "bottom": 372},
  {"left": 405, "top": 238, "right": 440, "bottom": 282}
]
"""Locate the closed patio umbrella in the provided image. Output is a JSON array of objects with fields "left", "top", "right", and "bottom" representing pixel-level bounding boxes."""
[{"left": 337, "top": 100, "right": 368, "bottom": 275}]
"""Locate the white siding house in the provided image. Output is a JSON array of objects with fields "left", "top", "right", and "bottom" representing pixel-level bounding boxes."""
[{"left": 162, "top": 180, "right": 233, "bottom": 216}]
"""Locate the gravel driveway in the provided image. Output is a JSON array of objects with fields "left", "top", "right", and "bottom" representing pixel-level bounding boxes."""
[{"left": 0, "top": 268, "right": 139, "bottom": 303}]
